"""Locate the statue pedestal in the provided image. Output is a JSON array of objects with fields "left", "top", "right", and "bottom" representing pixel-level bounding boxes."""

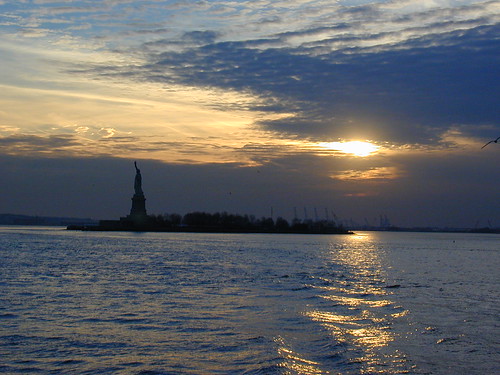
[
  {"left": 126, "top": 194, "right": 148, "bottom": 225},
  {"left": 130, "top": 194, "right": 147, "bottom": 217}
]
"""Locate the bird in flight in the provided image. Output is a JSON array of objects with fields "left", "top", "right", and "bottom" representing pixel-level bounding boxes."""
[{"left": 481, "top": 136, "right": 500, "bottom": 149}]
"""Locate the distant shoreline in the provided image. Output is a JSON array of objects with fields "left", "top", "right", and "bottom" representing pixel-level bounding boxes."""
[
  {"left": 66, "top": 223, "right": 354, "bottom": 235},
  {"left": 67, "top": 211, "right": 354, "bottom": 234},
  {"left": 1, "top": 213, "right": 498, "bottom": 234},
  {"left": 0, "top": 213, "right": 97, "bottom": 227},
  {"left": 66, "top": 224, "right": 500, "bottom": 234}
]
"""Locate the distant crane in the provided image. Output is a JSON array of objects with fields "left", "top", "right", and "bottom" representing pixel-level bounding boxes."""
[
  {"left": 474, "top": 219, "right": 481, "bottom": 229},
  {"left": 481, "top": 136, "right": 500, "bottom": 149},
  {"left": 379, "top": 214, "right": 391, "bottom": 228},
  {"left": 331, "top": 209, "right": 339, "bottom": 225}
]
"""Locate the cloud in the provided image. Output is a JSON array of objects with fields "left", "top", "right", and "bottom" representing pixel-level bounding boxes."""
[
  {"left": 2, "top": 1, "right": 498, "bottom": 151},
  {"left": 182, "top": 30, "right": 220, "bottom": 44},
  {"left": 40, "top": 6, "right": 105, "bottom": 16},
  {"left": 0, "top": 134, "right": 79, "bottom": 154},
  {"left": 331, "top": 167, "right": 403, "bottom": 181},
  {"left": 139, "top": 18, "right": 498, "bottom": 144}
]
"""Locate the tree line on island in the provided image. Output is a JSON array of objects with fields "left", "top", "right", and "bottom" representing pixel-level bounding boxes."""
[
  {"left": 66, "top": 162, "right": 352, "bottom": 234},
  {"left": 140, "top": 211, "right": 351, "bottom": 234}
]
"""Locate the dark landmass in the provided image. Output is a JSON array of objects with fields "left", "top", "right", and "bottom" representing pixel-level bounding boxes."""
[
  {"left": 8, "top": 163, "right": 498, "bottom": 235},
  {"left": 0, "top": 213, "right": 97, "bottom": 226},
  {"left": 64, "top": 163, "right": 352, "bottom": 234},
  {"left": 63, "top": 162, "right": 498, "bottom": 235},
  {"left": 349, "top": 225, "right": 500, "bottom": 234},
  {"left": 67, "top": 211, "right": 354, "bottom": 234},
  {"left": 1, "top": 213, "right": 496, "bottom": 234}
]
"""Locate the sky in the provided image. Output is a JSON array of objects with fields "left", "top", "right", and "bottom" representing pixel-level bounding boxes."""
[{"left": 0, "top": 0, "right": 499, "bottom": 228}]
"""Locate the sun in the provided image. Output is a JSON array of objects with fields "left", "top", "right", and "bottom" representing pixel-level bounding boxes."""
[{"left": 319, "top": 141, "right": 379, "bottom": 157}]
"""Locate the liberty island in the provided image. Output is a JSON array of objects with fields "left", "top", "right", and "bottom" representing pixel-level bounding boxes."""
[{"left": 68, "top": 162, "right": 351, "bottom": 234}]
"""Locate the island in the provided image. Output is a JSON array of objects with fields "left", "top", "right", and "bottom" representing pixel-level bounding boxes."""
[{"left": 67, "top": 162, "right": 352, "bottom": 234}]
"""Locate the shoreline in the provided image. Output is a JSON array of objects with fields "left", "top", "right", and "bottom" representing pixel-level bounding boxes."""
[{"left": 66, "top": 224, "right": 354, "bottom": 235}]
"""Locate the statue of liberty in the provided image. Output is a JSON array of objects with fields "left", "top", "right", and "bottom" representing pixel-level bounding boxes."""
[
  {"left": 129, "top": 161, "right": 147, "bottom": 219},
  {"left": 134, "top": 161, "right": 144, "bottom": 196}
]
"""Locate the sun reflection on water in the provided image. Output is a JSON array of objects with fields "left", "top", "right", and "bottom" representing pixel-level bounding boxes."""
[
  {"left": 304, "top": 232, "right": 409, "bottom": 373},
  {"left": 275, "top": 336, "right": 324, "bottom": 374},
  {"left": 322, "top": 294, "right": 393, "bottom": 308}
]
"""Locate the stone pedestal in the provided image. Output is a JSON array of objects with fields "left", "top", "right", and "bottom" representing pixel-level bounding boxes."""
[
  {"left": 127, "top": 194, "right": 148, "bottom": 225},
  {"left": 130, "top": 194, "right": 147, "bottom": 217}
]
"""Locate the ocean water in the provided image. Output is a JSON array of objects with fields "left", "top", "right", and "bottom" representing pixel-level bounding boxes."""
[{"left": 0, "top": 227, "right": 498, "bottom": 374}]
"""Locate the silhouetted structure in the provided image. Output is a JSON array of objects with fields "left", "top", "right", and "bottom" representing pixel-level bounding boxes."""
[
  {"left": 127, "top": 161, "right": 148, "bottom": 224},
  {"left": 74, "top": 162, "right": 154, "bottom": 230},
  {"left": 67, "top": 162, "right": 352, "bottom": 234}
]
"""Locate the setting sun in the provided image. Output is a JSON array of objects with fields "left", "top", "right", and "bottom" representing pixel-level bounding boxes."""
[{"left": 319, "top": 141, "right": 379, "bottom": 157}]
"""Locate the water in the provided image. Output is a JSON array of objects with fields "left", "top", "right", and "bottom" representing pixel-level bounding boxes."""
[{"left": 0, "top": 227, "right": 498, "bottom": 374}]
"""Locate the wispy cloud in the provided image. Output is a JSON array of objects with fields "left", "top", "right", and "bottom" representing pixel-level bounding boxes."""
[
  {"left": 331, "top": 166, "right": 404, "bottom": 181},
  {"left": 0, "top": 134, "right": 79, "bottom": 155}
]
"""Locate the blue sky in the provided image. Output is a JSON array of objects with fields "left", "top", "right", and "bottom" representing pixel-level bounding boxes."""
[{"left": 0, "top": 0, "right": 499, "bottom": 227}]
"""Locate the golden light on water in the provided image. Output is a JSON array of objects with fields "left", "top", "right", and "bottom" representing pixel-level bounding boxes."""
[
  {"left": 322, "top": 294, "right": 393, "bottom": 308},
  {"left": 319, "top": 141, "right": 380, "bottom": 157},
  {"left": 275, "top": 336, "right": 323, "bottom": 374},
  {"left": 302, "top": 233, "right": 410, "bottom": 373}
]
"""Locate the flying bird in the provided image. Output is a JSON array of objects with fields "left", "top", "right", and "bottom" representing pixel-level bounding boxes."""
[{"left": 481, "top": 136, "right": 500, "bottom": 149}]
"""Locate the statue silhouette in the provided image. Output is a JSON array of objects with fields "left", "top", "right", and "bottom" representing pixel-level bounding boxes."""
[
  {"left": 134, "top": 161, "right": 144, "bottom": 196},
  {"left": 129, "top": 161, "right": 147, "bottom": 219}
]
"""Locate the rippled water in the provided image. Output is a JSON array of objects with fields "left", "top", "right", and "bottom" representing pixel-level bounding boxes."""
[{"left": 0, "top": 227, "right": 498, "bottom": 374}]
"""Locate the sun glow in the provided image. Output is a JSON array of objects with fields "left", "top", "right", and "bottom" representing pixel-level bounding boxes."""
[{"left": 319, "top": 141, "right": 379, "bottom": 157}]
